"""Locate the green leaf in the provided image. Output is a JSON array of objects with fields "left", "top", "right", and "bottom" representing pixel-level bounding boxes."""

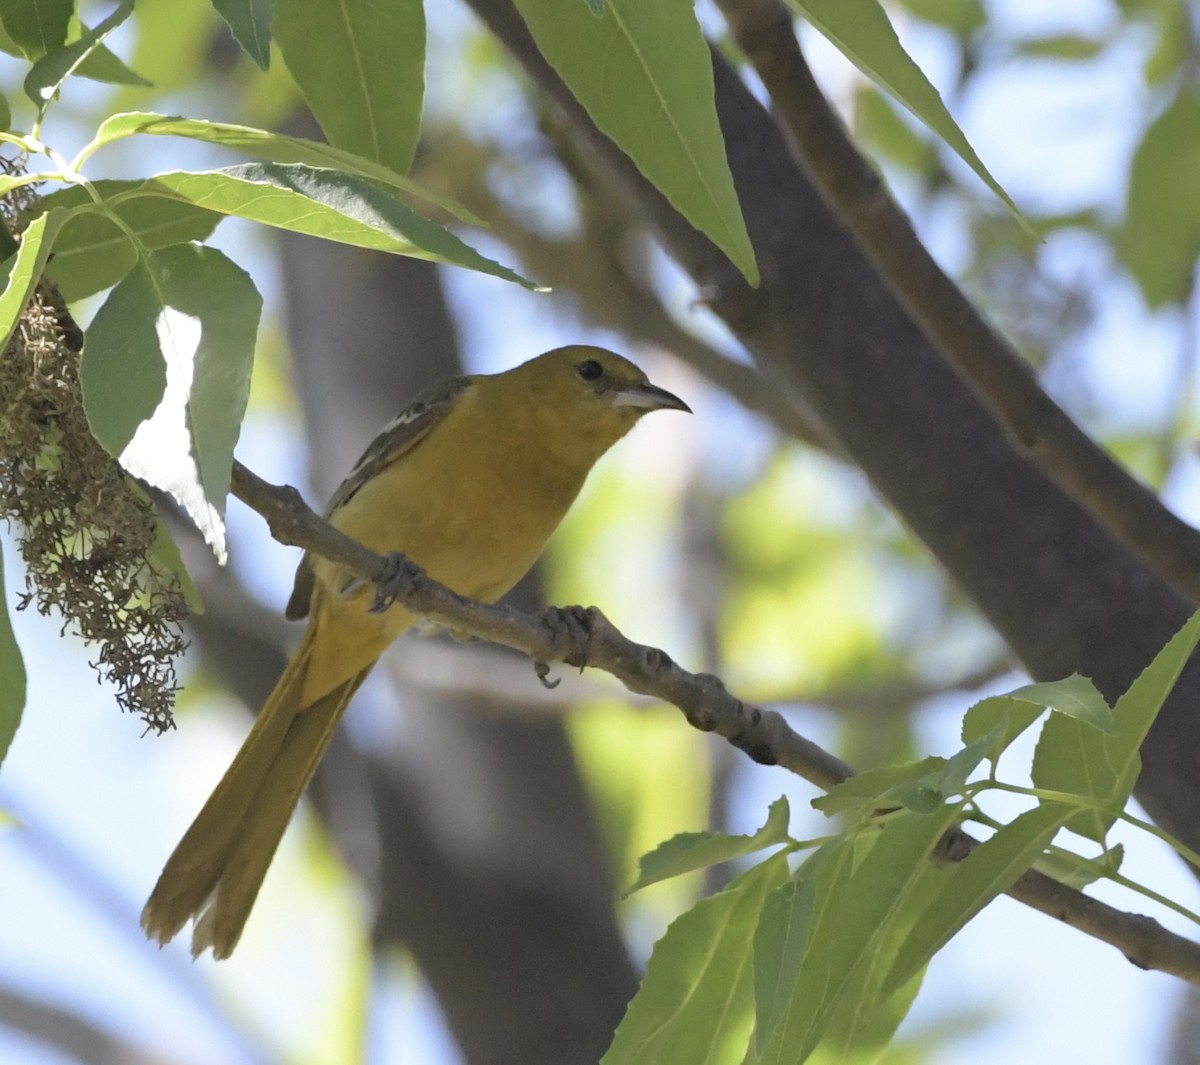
[
  {"left": 627, "top": 796, "right": 791, "bottom": 894},
  {"left": 789, "top": 0, "right": 1027, "bottom": 229},
  {"left": 0, "top": 18, "right": 23, "bottom": 58},
  {"left": 1144, "top": 2, "right": 1189, "bottom": 85},
  {"left": 24, "top": 0, "right": 133, "bottom": 106},
  {"left": 0, "top": 92, "right": 9, "bottom": 134},
  {"left": 1008, "top": 674, "right": 1115, "bottom": 734},
  {"left": 1032, "top": 609, "right": 1200, "bottom": 842},
  {"left": 754, "top": 842, "right": 846, "bottom": 1055},
  {"left": 38, "top": 182, "right": 221, "bottom": 301},
  {"left": 72, "top": 38, "right": 151, "bottom": 88},
  {"left": 812, "top": 756, "right": 945, "bottom": 816},
  {"left": 758, "top": 805, "right": 961, "bottom": 1064},
  {"left": 961, "top": 693, "right": 1045, "bottom": 761},
  {"left": 147, "top": 503, "right": 204, "bottom": 614},
  {"left": 0, "top": 541, "right": 26, "bottom": 770},
  {"left": 1034, "top": 842, "right": 1123, "bottom": 890},
  {"left": 603, "top": 853, "right": 788, "bottom": 1065},
  {"left": 274, "top": 0, "right": 425, "bottom": 175},
  {"left": 0, "top": 208, "right": 68, "bottom": 354},
  {"left": 81, "top": 245, "right": 261, "bottom": 563},
  {"left": 81, "top": 113, "right": 482, "bottom": 224},
  {"left": 818, "top": 851, "right": 947, "bottom": 1060},
  {"left": 0, "top": 3, "right": 145, "bottom": 84},
  {"left": 754, "top": 879, "right": 813, "bottom": 1055},
  {"left": 854, "top": 85, "right": 936, "bottom": 176},
  {"left": 1119, "top": 87, "right": 1200, "bottom": 307},
  {"left": 213, "top": 0, "right": 273, "bottom": 69},
  {"left": 883, "top": 801, "right": 1072, "bottom": 994},
  {"left": 894, "top": 0, "right": 985, "bottom": 34},
  {"left": 125, "top": 163, "right": 533, "bottom": 288},
  {"left": 938, "top": 726, "right": 1003, "bottom": 795},
  {"left": 0, "top": 0, "right": 72, "bottom": 57},
  {"left": 512, "top": 0, "right": 758, "bottom": 285},
  {"left": 1015, "top": 35, "right": 1106, "bottom": 60}
]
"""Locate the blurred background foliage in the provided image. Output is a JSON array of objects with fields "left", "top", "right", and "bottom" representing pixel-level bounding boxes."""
[{"left": 1, "top": 0, "right": 1199, "bottom": 1062}]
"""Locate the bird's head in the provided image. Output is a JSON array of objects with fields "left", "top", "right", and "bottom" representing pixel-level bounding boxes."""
[{"left": 512, "top": 345, "right": 691, "bottom": 456}]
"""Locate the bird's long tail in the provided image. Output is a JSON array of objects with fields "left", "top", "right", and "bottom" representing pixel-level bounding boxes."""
[{"left": 142, "top": 620, "right": 374, "bottom": 959}]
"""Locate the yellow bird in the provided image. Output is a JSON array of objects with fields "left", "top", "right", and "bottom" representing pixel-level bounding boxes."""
[{"left": 142, "top": 345, "right": 690, "bottom": 958}]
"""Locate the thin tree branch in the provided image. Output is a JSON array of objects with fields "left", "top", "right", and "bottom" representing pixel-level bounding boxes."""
[
  {"left": 229, "top": 458, "right": 1200, "bottom": 985},
  {"left": 229, "top": 461, "right": 853, "bottom": 789},
  {"left": 0, "top": 986, "right": 184, "bottom": 1065},
  {"left": 715, "top": 0, "right": 1200, "bottom": 604}
]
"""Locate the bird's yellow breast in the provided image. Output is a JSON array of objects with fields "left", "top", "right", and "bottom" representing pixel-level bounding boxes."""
[{"left": 302, "top": 385, "right": 595, "bottom": 699}]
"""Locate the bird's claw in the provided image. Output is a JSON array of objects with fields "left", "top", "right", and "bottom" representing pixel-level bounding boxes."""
[
  {"left": 535, "top": 661, "right": 560, "bottom": 690},
  {"left": 370, "top": 552, "right": 424, "bottom": 614},
  {"left": 534, "top": 605, "right": 594, "bottom": 686}
]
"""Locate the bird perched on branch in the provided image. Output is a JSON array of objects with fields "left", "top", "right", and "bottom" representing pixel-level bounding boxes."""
[{"left": 142, "top": 345, "right": 690, "bottom": 959}]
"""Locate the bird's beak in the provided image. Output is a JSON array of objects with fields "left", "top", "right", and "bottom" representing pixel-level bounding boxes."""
[{"left": 611, "top": 381, "right": 692, "bottom": 414}]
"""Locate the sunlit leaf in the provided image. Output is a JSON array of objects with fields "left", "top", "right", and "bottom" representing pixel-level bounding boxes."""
[
  {"left": 121, "top": 163, "right": 532, "bottom": 287},
  {"left": 938, "top": 726, "right": 1003, "bottom": 795},
  {"left": 38, "top": 182, "right": 221, "bottom": 300},
  {"left": 513, "top": 0, "right": 758, "bottom": 284},
  {"left": 812, "top": 756, "right": 945, "bottom": 816},
  {"left": 275, "top": 0, "right": 425, "bottom": 174},
  {"left": 754, "top": 843, "right": 848, "bottom": 1054},
  {"left": 24, "top": 0, "right": 133, "bottom": 105},
  {"left": 789, "top": 0, "right": 1027, "bottom": 228},
  {"left": 627, "top": 796, "right": 791, "bottom": 894},
  {"left": 961, "top": 692, "right": 1045, "bottom": 760},
  {"left": 82, "top": 113, "right": 482, "bottom": 224},
  {"left": 1034, "top": 842, "right": 1124, "bottom": 890},
  {"left": 0, "top": 208, "right": 68, "bottom": 354},
  {"left": 603, "top": 853, "right": 788, "bottom": 1065},
  {"left": 1031, "top": 609, "right": 1200, "bottom": 841},
  {"left": 1008, "top": 674, "right": 1114, "bottom": 734},
  {"left": 883, "top": 801, "right": 1072, "bottom": 994},
  {"left": 81, "top": 245, "right": 261, "bottom": 562},
  {"left": 758, "top": 805, "right": 960, "bottom": 1063}
]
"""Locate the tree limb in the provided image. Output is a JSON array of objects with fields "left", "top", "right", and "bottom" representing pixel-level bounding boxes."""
[
  {"left": 462, "top": 0, "right": 1200, "bottom": 866},
  {"left": 228, "top": 458, "right": 1200, "bottom": 986},
  {"left": 715, "top": 0, "right": 1200, "bottom": 604}
]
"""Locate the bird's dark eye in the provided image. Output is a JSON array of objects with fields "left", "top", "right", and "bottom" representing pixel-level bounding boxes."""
[{"left": 576, "top": 359, "right": 603, "bottom": 382}]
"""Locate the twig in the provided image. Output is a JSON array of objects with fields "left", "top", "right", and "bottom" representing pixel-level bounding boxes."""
[
  {"left": 229, "top": 458, "right": 1200, "bottom": 984},
  {"left": 715, "top": 0, "right": 1200, "bottom": 604}
]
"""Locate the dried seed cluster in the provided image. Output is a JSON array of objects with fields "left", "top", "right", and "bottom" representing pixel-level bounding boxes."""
[{"left": 0, "top": 166, "right": 188, "bottom": 733}]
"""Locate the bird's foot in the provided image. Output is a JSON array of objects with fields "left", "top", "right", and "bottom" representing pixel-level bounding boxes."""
[
  {"left": 370, "top": 552, "right": 425, "bottom": 614},
  {"left": 535, "top": 605, "right": 595, "bottom": 688}
]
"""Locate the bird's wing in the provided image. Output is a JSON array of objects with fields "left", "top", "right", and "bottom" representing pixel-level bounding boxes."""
[{"left": 285, "top": 375, "right": 474, "bottom": 620}]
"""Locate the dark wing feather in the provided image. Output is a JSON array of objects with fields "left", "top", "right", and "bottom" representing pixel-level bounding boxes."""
[{"left": 284, "top": 375, "right": 473, "bottom": 621}]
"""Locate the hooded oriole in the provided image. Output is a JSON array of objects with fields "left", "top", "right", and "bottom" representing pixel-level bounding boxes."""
[{"left": 141, "top": 345, "right": 690, "bottom": 958}]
